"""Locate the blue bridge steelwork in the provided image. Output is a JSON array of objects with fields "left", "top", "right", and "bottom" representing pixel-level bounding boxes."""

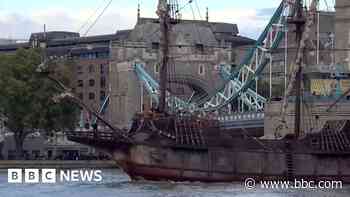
[
  {"left": 84, "top": 0, "right": 300, "bottom": 130},
  {"left": 133, "top": 1, "right": 296, "bottom": 114}
]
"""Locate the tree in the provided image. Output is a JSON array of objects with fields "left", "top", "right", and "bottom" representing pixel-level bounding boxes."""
[{"left": 0, "top": 48, "right": 79, "bottom": 159}]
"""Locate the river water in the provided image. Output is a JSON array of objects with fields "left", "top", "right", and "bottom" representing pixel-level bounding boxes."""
[{"left": 0, "top": 169, "right": 350, "bottom": 197}]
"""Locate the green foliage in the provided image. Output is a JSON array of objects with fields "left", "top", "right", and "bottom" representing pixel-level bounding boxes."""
[{"left": 0, "top": 48, "right": 79, "bottom": 158}]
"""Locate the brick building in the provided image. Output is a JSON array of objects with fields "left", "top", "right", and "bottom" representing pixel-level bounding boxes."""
[
  {"left": 0, "top": 31, "right": 129, "bottom": 159},
  {"left": 0, "top": 31, "right": 131, "bottom": 123}
]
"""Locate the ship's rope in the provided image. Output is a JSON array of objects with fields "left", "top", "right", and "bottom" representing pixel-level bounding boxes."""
[
  {"left": 47, "top": 75, "right": 134, "bottom": 144},
  {"left": 149, "top": 120, "right": 176, "bottom": 140},
  {"left": 279, "top": 0, "right": 319, "bottom": 132}
]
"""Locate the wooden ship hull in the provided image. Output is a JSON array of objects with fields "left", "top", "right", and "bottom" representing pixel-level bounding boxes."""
[
  {"left": 113, "top": 144, "right": 350, "bottom": 183},
  {"left": 68, "top": 117, "right": 350, "bottom": 183}
]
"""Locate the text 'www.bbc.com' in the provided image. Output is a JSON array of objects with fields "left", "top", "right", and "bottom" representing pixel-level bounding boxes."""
[{"left": 244, "top": 178, "right": 343, "bottom": 190}]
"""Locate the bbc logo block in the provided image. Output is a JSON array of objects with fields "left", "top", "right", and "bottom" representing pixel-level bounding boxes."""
[
  {"left": 8, "top": 169, "right": 56, "bottom": 183},
  {"left": 24, "top": 169, "right": 39, "bottom": 183},
  {"left": 42, "top": 169, "right": 56, "bottom": 183},
  {"left": 8, "top": 169, "right": 22, "bottom": 183}
]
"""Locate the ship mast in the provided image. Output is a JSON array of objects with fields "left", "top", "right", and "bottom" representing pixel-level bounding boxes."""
[
  {"left": 293, "top": 0, "right": 305, "bottom": 138},
  {"left": 281, "top": 0, "right": 319, "bottom": 138},
  {"left": 157, "top": 0, "right": 171, "bottom": 113}
]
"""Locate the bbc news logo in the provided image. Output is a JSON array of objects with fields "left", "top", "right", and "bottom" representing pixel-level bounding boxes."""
[{"left": 8, "top": 169, "right": 103, "bottom": 184}]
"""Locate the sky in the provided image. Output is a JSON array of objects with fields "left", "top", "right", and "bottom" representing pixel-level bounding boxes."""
[{"left": 0, "top": 0, "right": 335, "bottom": 40}]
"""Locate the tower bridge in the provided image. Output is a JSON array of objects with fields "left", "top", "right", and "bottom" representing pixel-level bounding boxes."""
[{"left": 103, "top": 0, "right": 347, "bottom": 132}]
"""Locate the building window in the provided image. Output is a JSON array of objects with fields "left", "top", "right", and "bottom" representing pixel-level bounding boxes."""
[
  {"left": 100, "top": 77, "right": 106, "bottom": 88},
  {"left": 80, "top": 53, "right": 88, "bottom": 59},
  {"left": 78, "top": 80, "right": 83, "bottom": 87},
  {"left": 100, "top": 63, "right": 108, "bottom": 74},
  {"left": 89, "top": 79, "right": 95, "bottom": 87},
  {"left": 195, "top": 43, "right": 204, "bottom": 52},
  {"left": 77, "top": 66, "right": 83, "bottom": 74},
  {"left": 88, "top": 53, "right": 96, "bottom": 60},
  {"left": 78, "top": 93, "right": 83, "bottom": 100},
  {"left": 154, "top": 63, "right": 160, "bottom": 74},
  {"left": 100, "top": 91, "right": 106, "bottom": 101},
  {"left": 152, "top": 42, "right": 160, "bottom": 50},
  {"left": 100, "top": 64, "right": 105, "bottom": 74},
  {"left": 198, "top": 64, "right": 205, "bottom": 75},
  {"left": 97, "top": 52, "right": 109, "bottom": 59},
  {"left": 88, "top": 65, "right": 95, "bottom": 73},
  {"left": 89, "top": 93, "right": 95, "bottom": 100}
]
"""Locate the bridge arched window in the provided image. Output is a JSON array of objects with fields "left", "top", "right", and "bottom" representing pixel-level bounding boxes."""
[
  {"left": 154, "top": 63, "right": 160, "bottom": 74},
  {"left": 198, "top": 64, "right": 205, "bottom": 76}
]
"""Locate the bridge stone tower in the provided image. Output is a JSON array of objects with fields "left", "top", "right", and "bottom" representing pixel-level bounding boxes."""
[
  {"left": 109, "top": 59, "right": 142, "bottom": 129},
  {"left": 335, "top": 0, "right": 350, "bottom": 66}
]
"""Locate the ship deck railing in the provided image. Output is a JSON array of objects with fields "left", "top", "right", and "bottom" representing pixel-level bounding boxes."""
[{"left": 65, "top": 129, "right": 128, "bottom": 148}]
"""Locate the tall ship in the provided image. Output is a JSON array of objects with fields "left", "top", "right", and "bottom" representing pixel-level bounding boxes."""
[{"left": 50, "top": 0, "right": 350, "bottom": 182}]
